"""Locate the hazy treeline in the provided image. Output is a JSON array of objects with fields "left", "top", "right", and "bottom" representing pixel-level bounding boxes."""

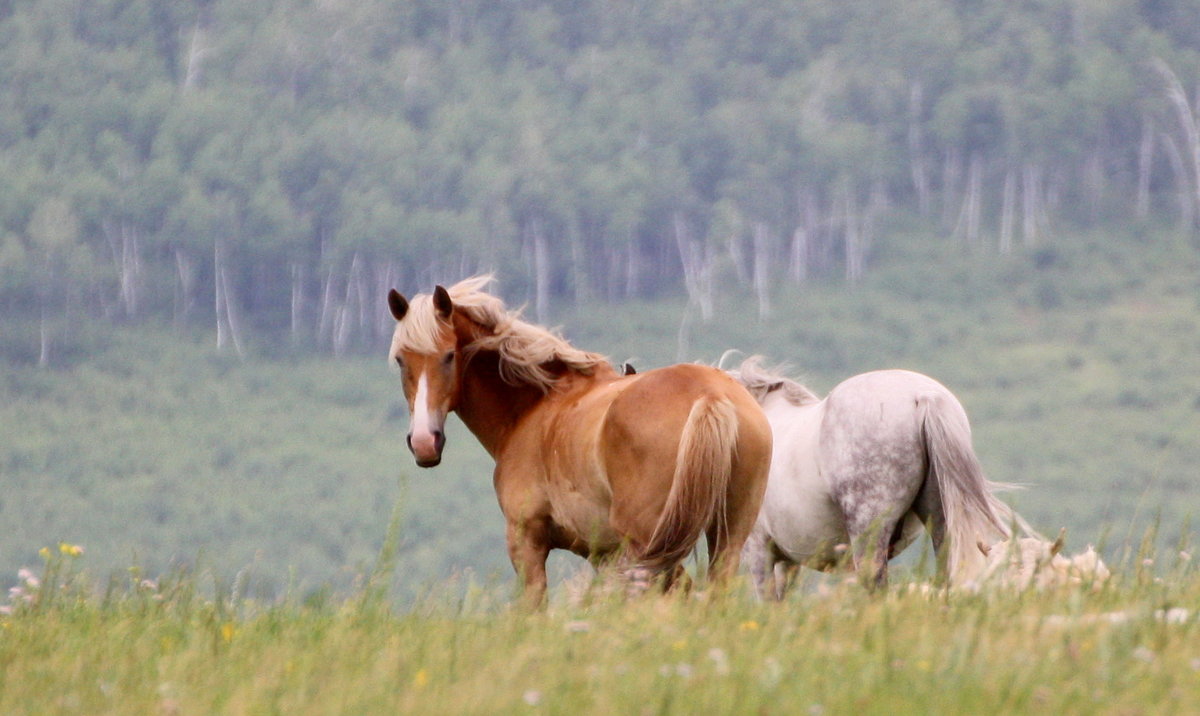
[{"left": 2, "top": 0, "right": 1199, "bottom": 358}]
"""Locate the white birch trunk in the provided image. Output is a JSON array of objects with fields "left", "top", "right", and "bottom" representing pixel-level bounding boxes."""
[
  {"left": 999, "top": 167, "right": 1016, "bottom": 254},
  {"left": 752, "top": 221, "right": 771, "bottom": 319},
  {"left": 175, "top": 249, "right": 197, "bottom": 324},
  {"left": 1154, "top": 58, "right": 1200, "bottom": 228},
  {"left": 290, "top": 262, "right": 304, "bottom": 339},
  {"left": 1022, "top": 164, "right": 1041, "bottom": 246},
  {"left": 182, "top": 22, "right": 212, "bottom": 92},
  {"left": 673, "top": 211, "right": 714, "bottom": 321},
  {"left": 531, "top": 218, "right": 549, "bottom": 324},
  {"left": 843, "top": 186, "right": 864, "bottom": 284},
  {"left": 953, "top": 154, "right": 982, "bottom": 245},
  {"left": 39, "top": 306, "right": 50, "bottom": 368},
  {"left": 788, "top": 227, "right": 809, "bottom": 283},
  {"left": 941, "top": 147, "right": 963, "bottom": 228},
  {"left": 1137, "top": 116, "right": 1155, "bottom": 219},
  {"left": 908, "top": 82, "right": 931, "bottom": 216},
  {"left": 1160, "top": 131, "right": 1195, "bottom": 231}
]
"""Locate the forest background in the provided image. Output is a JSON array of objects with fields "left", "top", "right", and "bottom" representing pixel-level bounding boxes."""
[{"left": 2, "top": 0, "right": 1200, "bottom": 600}]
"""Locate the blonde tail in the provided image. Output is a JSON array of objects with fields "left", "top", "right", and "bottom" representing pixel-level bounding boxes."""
[{"left": 638, "top": 396, "right": 739, "bottom": 574}]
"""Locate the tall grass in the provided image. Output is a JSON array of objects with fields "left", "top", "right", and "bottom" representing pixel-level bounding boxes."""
[{"left": 2, "top": 542, "right": 1198, "bottom": 714}]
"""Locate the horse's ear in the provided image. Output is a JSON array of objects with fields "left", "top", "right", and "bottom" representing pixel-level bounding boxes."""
[
  {"left": 388, "top": 289, "right": 408, "bottom": 321},
  {"left": 1051, "top": 527, "right": 1066, "bottom": 556},
  {"left": 433, "top": 285, "right": 453, "bottom": 320},
  {"left": 977, "top": 540, "right": 991, "bottom": 557},
  {"left": 623, "top": 362, "right": 637, "bottom": 375},
  {"left": 768, "top": 381, "right": 784, "bottom": 392}
]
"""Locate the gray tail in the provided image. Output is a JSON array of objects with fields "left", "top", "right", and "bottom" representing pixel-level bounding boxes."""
[{"left": 919, "top": 392, "right": 1040, "bottom": 581}]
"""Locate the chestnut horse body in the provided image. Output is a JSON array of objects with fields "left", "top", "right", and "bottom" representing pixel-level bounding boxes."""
[{"left": 387, "top": 276, "right": 771, "bottom": 604}]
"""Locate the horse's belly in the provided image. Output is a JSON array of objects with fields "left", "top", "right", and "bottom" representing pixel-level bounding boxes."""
[
  {"left": 765, "top": 494, "right": 847, "bottom": 564},
  {"left": 760, "top": 404, "right": 848, "bottom": 564},
  {"left": 547, "top": 481, "right": 622, "bottom": 553}
]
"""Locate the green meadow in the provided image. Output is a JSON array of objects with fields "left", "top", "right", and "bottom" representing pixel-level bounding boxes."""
[
  {"left": 1, "top": 550, "right": 1198, "bottom": 715},
  {"left": 2, "top": 227, "right": 1200, "bottom": 712}
]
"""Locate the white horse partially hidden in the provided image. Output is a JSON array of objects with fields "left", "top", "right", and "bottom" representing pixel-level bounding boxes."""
[{"left": 731, "top": 357, "right": 1038, "bottom": 596}]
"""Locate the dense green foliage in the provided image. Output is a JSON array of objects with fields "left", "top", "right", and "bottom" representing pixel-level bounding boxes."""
[
  {"left": 2, "top": 550, "right": 1198, "bottom": 714},
  {"left": 3, "top": 0, "right": 1200, "bottom": 359}
]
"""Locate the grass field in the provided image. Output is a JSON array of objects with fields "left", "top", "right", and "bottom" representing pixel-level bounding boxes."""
[
  {"left": 2, "top": 227, "right": 1200, "bottom": 712},
  {"left": 2, "top": 227, "right": 1200, "bottom": 603},
  {"left": 2, "top": 546, "right": 1198, "bottom": 715}
]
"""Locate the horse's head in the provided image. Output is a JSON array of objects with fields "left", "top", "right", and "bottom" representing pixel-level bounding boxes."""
[{"left": 387, "top": 285, "right": 460, "bottom": 468}]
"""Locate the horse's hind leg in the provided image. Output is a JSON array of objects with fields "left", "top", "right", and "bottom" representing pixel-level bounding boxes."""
[
  {"left": 741, "top": 529, "right": 778, "bottom": 600},
  {"left": 910, "top": 474, "right": 949, "bottom": 581},
  {"left": 849, "top": 519, "right": 899, "bottom": 590},
  {"left": 773, "top": 560, "right": 799, "bottom": 600}
]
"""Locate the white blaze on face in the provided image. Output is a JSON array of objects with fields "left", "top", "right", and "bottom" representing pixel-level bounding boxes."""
[{"left": 409, "top": 372, "right": 440, "bottom": 460}]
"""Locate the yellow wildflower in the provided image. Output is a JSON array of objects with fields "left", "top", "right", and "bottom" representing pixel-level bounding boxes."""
[
  {"left": 58, "top": 543, "right": 84, "bottom": 557},
  {"left": 220, "top": 623, "right": 236, "bottom": 643},
  {"left": 413, "top": 669, "right": 429, "bottom": 688},
  {"left": 739, "top": 620, "right": 760, "bottom": 632},
  {"left": 38, "top": 547, "right": 51, "bottom": 560}
]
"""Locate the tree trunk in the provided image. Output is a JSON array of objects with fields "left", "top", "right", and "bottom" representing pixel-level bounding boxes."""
[
  {"left": 182, "top": 21, "right": 211, "bottom": 92},
  {"left": 1082, "top": 150, "right": 1104, "bottom": 219},
  {"left": 625, "top": 238, "right": 638, "bottom": 299},
  {"left": 214, "top": 241, "right": 244, "bottom": 359},
  {"left": 788, "top": 226, "right": 809, "bottom": 283},
  {"left": 531, "top": 218, "right": 549, "bottom": 324},
  {"left": 38, "top": 305, "right": 50, "bottom": 368},
  {"left": 999, "top": 166, "right": 1016, "bottom": 254},
  {"left": 290, "top": 262, "right": 304, "bottom": 340},
  {"left": 1022, "top": 164, "right": 1042, "bottom": 246},
  {"left": 103, "top": 219, "right": 142, "bottom": 319},
  {"left": 1137, "top": 115, "right": 1155, "bottom": 219},
  {"left": 752, "top": 221, "right": 771, "bottom": 318},
  {"left": 843, "top": 185, "right": 864, "bottom": 284},
  {"left": 908, "top": 82, "right": 931, "bottom": 216},
  {"left": 317, "top": 268, "right": 336, "bottom": 345},
  {"left": 953, "top": 153, "right": 983, "bottom": 246},
  {"left": 673, "top": 211, "right": 714, "bottom": 321},
  {"left": 1160, "top": 131, "right": 1195, "bottom": 231},
  {"left": 941, "top": 147, "right": 963, "bottom": 228},
  {"left": 1154, "top": 58, "right": 1200, "bottom": 228},
  {"left": 175, "top": 249, "right": 197, "bottom": 324}
]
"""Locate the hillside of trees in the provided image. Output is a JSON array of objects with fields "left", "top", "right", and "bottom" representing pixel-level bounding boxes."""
[{"left": 2, "top": 0, "right": 1200, "bottom": 362}]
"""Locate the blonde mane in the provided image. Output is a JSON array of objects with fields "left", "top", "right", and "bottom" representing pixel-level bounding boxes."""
[
  {"left": 730, "top": 355, "right": 820, "bottom": 406},
  {"left": 390, "top": 274, "right": 608, "bottom": 392}
]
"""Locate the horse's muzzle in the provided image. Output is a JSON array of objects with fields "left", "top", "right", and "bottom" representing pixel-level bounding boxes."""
[{"left": 407, "top": 429, "right": 445, "bottom": 468}]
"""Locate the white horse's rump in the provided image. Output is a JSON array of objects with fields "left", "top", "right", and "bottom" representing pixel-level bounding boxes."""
[{"left": 733, "top": 357, "right": 1038, "bottom": 594}]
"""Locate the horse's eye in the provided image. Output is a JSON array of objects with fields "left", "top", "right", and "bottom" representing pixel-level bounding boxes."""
[{"left": 442, "top": 351, "right": 455, "bottom": 367}]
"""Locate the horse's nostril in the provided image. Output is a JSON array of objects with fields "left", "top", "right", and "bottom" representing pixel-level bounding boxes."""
[
  {"left": 432, "top": 430, "right": 445, "bottom": 452},
  {"left": 406, "top": 433, "right": 413, "bottom": 452}
]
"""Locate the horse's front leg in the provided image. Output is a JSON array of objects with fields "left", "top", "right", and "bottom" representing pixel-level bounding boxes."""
[{"left": 506, "top": 517, "right": 552, "bottom": 608}]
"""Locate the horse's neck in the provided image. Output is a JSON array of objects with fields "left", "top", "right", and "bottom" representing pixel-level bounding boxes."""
[{"left": 454, "top": 351, "right": 546, "bottom": 456}]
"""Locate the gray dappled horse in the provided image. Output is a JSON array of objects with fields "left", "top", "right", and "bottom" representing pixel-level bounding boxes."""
[{"left": 731, "top": 357, "right": 1038, "bottom": 596}]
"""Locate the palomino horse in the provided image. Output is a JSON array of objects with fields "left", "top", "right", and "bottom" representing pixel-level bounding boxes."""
[
  {"left": 731, "top": 357, "right": 1038, "bottom": 596},
  {"left": 387, "top": 276, "right": 772, "bottom": 605}
]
